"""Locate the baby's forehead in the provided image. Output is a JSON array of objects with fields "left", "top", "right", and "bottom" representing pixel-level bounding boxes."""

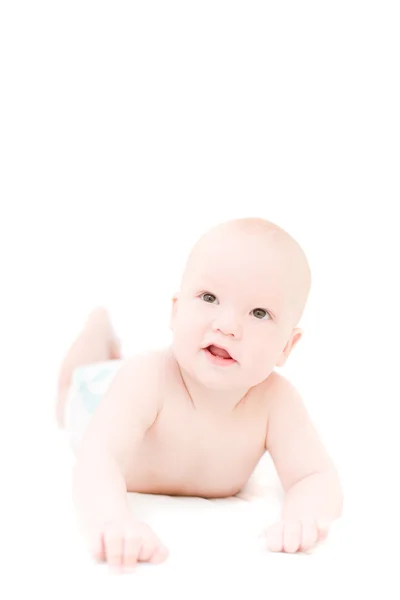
[
  {"left": 191, "top": 237, "right": 289, "bottom": 282},
  {"left": 188, "top": 257, "right": 289, "bottom": 305}
]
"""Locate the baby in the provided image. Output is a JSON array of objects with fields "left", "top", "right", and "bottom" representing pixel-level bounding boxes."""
[{"left": 56, "top": 217, "right": 343, "bottom": 573}]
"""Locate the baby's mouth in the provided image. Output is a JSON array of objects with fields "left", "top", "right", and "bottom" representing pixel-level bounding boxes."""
[
  {"left": 207, "top": 345, "right": 233, "bottom": 359},
  {"left": 203, "top": 345, "right": 237, "bottom": 366}
]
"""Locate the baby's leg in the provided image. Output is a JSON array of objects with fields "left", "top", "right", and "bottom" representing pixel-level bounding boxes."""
[{"left": 56, "top": 307, "right": 121, "bottom": 428}]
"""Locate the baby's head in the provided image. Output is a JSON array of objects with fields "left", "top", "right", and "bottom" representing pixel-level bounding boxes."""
[{"left": 170, "top": 217, "right": 311, "bottom": 391}]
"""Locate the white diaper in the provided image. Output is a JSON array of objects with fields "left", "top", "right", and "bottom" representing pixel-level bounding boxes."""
[{"left": 64, "top": 359, "right": 124, "bottom": 453}]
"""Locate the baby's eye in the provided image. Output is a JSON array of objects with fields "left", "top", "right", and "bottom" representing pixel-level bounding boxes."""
[
  {"left": 200, "top": 292, "right": 218, "bottom": 304},
  {"left": 251, "top": 308, "right": 271, "bottom": 320}
]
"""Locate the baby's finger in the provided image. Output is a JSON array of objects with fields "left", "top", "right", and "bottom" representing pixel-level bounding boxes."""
[
  {"left": 136, "top": 536, "right": 159, "bottom": 563},
  {"left": 283, "top": 521, "right": 302, "bottom": 553},
  {"left": 123, "top": 533, "right": 142, "bottom": 569},
  {"left": 104, "top": 528, "right": 124, "bottom": 570},
  {"left": 90, "top": 533, "right": 105, "bottom": 563},
  {"left": 300, "top": 520, "right": 319, "bottom": 552},
  {"left": 265, "top": 523, "right": 284, "bottom": 552},
  {"left": 317, "top": 521, "right": 330, "bottom": 542},
  {"left": 149, "top": 544, "right": 169, "bottom": 564}
]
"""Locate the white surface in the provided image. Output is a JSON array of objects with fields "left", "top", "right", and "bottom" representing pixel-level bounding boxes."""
[
  {"left": 6, "top": 401, "right": 396, "bottom": 599},
  {"left": 5, "top": 427, "right": 355, "bottom": 597}
]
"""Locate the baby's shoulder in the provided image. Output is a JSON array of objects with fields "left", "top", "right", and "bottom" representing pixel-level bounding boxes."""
[
  {"left": 121, "top": 346, "right": 177, "bottom": 390},
  {"left": 264, "top": 369, "right": 292, "bottom": 391},
  {"left": 261, "top": 370, "right": 299, "bottom": 409}
]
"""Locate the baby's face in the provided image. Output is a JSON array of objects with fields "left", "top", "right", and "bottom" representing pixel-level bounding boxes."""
[{"left": 170, "top": 227, "right": 308, "bottom": 391}]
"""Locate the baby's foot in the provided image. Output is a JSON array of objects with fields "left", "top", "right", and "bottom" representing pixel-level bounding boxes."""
[
  {"left": 84, "top": 307, "right": 122, "bottom": 359},
  {"left": 56, "top": 307, "right": 121, "bottom": 427}
]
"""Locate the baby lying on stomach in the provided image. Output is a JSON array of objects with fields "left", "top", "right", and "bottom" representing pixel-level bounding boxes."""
[{"left": 56, "top": 217, "right": 343, "bottom": 573}]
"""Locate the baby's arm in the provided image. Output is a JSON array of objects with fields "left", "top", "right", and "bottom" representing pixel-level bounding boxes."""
[
  {"left": 264, "top": 374, "right": 343, "bottom": 553},
  {"left": 72, "top": 357, "right": 167, "bottom": 570}
]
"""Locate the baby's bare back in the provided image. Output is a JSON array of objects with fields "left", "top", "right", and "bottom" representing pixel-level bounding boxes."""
[{"left": 97, "top": 349, "right": 270, "bottom": 499}]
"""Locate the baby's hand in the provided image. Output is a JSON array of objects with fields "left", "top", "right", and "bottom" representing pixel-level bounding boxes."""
[
  {"left": 265, "top": 519, "right": 329, "bottom": 553},
  {"left": 90, "top": 515, "right": 169, "bottom": 572}
]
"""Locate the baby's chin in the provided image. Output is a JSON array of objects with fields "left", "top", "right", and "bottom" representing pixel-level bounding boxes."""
[
  {"left": 194, "top": 361, "right": 250, "bottom": 391},
  {"left": 195, "top": 365, "right": 272, "bottom": 393},
  {"left": 175, "top": 353, "right": 239, "bottom": 387},
  {"left": 176, "top": 347, "right": 272, "bottom": 389}
]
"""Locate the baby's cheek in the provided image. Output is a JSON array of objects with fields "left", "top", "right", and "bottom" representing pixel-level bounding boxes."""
[
  {"left": 180, "top": 309, "right": 201, "bottom": 332},
  {"left": 248, "top": 348, "right": 275, "bottom": 382},
  {"left": 173, "top": 320, "right": 198, "bottom": 359}
]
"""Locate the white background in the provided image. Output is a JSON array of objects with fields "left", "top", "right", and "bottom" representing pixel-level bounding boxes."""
[{"left": 1, "top": 1, "right": 399, "bottom": 598}]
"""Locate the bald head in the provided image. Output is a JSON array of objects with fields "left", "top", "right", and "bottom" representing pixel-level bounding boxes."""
[{"left": 180, "top": 217, "right": 312, "bottom": 326}]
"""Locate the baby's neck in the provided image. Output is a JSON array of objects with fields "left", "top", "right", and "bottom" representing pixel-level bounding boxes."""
[{"left": 177, "top": 364, "right": 250, "bottom": 416}]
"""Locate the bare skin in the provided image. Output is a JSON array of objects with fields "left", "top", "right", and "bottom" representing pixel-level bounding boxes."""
[
  {"left": 57, "top": 309, "right": 270, "bottom": 571},
  {"left": 57, "top": 218, "right": 343, "bottom": 573},
  {"left": 59, "top": 314, "right": 269, "bottom": 497}
]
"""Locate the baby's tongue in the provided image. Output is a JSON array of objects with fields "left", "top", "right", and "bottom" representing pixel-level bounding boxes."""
[{"left": 208, "top": 345, "right": 231, "bottom": 359}]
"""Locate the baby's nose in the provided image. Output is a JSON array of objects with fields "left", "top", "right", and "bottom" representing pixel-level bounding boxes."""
[{"left": 211, "top": 311, "right": 242, "bottom": 338}]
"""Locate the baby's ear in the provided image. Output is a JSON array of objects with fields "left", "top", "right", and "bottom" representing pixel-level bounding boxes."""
[
  {"left": 169, "top": 293, "right": 179, "bottom": 330},
  {"left": 275, "top": 328, "right": 303, "bottom": 367}
]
